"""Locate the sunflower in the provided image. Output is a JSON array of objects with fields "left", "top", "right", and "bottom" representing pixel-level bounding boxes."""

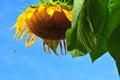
[{"left": 11, "top": 0, "right": 72, "bottom": 55}]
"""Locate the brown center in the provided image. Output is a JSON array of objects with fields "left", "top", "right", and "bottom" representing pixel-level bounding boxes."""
[{"left": 26, "top": 6, "right": 71, "bottom": 40}]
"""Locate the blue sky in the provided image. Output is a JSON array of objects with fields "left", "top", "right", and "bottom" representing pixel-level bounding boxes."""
[{"left": 0, "top": 0, "right": 120, "bottom": 80}]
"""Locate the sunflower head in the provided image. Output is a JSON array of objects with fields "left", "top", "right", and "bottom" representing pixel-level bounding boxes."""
[{"left": 11, "top": 0, "right": 72, "bottom": 55}]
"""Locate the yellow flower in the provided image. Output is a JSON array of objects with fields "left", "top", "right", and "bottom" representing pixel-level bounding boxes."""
[{"left": 11, "top": 3, "right": 72, "bottom": 55}]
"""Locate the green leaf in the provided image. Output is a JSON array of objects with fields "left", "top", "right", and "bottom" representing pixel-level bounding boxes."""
[
  {"left": 89, "top": 0, "right": 120, "bottom": 62},
  {"left": 107, "top": 26, "right": 120, "bottom": 76},
  {"left": 66, "top": 0, "right": 120, "bottom": 76},
  {"left": 87, "top": 0, "right": 109, "bottom": 62},
  {"left": 66, "top": 0, "right": 96, "bottom": 57}
]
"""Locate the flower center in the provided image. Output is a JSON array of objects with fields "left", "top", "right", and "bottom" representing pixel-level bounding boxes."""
[{"left": 26, "top": 5, "right": 71, "bottom": 40}]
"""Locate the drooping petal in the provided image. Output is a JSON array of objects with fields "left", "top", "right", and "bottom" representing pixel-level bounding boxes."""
[
  {"left": 43, "top": 39, "right": 47, "bottom": 52},
  {"left": 25, "top": 32, "right": 38, "bottom": 48},
  {"left": 11, "top": 13, "right": 27, "bottom": 39},
  {"left": 25, "top": 32, "right": 32, "bottom": 48},
  {"left": 48, "top": 40, "right": 51, "bottom": 53},
  {"left": 19, "top": 28, "right": 29, "bottom": 41},
  {"left": 59, "top": 40, "right": 63, "bottom": 55},
  {"left": 53, "top": 40, "right": 58, "bottom": 56},
  {"left": 63, "top": 39, "right": 66, "bottom": 55}
]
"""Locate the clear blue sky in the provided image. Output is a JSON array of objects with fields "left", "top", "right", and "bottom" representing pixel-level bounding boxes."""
[{"left": 0, "top": 0, "right": 120, "bottom": 80}]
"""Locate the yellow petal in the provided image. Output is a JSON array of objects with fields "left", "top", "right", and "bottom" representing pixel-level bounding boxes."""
[
  {"left": 26, "top": 8, "right": 36, "bottom": 19},
  {"left": 25, "top": 32, "right": 38, "bottom": 48},
  {"left": 19, "top": 29, "right": 29, "bottom": 41},
  {"left": 37, "top": 5, "right": 45, "bottom": 13},
  {"left": 62, "top": 9, "right": 72, "bottom": 22},
  {"left": 11, "top": 13, "right": 26, "bottom": 30},
  {"left": 47, "top": 7, "right": 54, "bottom": 17},
  {"left": 25, "top": 32, "right": 32, "bottom": 48}
]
